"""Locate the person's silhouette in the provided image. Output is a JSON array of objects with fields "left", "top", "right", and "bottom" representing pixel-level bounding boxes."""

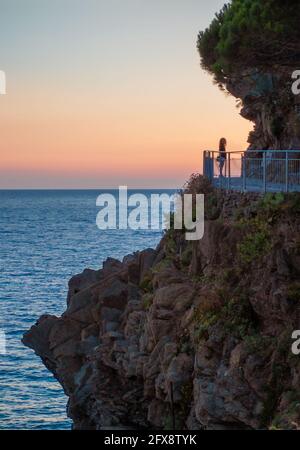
[{"left": 218, "top": 138, "right": 227, "bottom": 177}]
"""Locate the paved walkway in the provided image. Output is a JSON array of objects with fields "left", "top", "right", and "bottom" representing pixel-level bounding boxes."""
[{"left": 213, "top": 176, "right": 300, "bottom": 193}]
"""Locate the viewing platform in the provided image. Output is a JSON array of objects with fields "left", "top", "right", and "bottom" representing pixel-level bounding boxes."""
[{"left": 203, "top": 150, "right": 300, "bottom": 193}]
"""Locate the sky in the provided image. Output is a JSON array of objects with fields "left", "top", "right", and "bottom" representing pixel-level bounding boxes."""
[{"left": 0, "top": 0, "right": 251, "bottom": 189}]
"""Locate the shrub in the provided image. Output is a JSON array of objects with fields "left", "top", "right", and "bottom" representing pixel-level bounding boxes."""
[
  {"left": 183, "top": 173, "right": 214, "bottom": 195},
  {"left": 287, "top": 282, "right": 300, "bottom": 304},
  {"left": 181, "top": 244, "right": 193, "bottom": 267},
  {"left": 238, "top": 228, "right": 272, "bottom": 264},
  {"left": 193, "top": 292, "right": 255, "bottom": 342},
  {"left": 142, "top": 293, "right": 154, "bottom": 310},
  {"left": 139, "top": 272, "right": 153, "bottom": 293},
  {"left": 243, "top": 333, "right": 274, "bottom": 353}
]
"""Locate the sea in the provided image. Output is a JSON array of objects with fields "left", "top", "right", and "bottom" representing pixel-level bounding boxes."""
[{"left": 0, "top": 189, "right": 174, "bottom": 429}]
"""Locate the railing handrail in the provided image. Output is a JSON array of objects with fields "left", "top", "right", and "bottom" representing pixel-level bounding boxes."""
[
  {"left": 203, "top": 149, "right": 300, "bottom": 193},
  {"left": 204, "top": 149, "right": 300, "bottom": 155}
]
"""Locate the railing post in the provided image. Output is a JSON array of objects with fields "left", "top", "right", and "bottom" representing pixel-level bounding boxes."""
[
  {"left": 203, "top": 151, "right": 207, "bottom": 177},
  {"left": 285, "top": 151, "right": 289, "bottom": 193},
  {"left": 203, "top": 151, "right": 211, "bottom": 181},
  {"left": 227, "top": 153, "right": 231, "bottom": 190},
  {"left": 263, "top": 152, "right": 267, "bottom": 193},
  {"left": 242, "top": 155, "right": 246, "bottom": 192}
]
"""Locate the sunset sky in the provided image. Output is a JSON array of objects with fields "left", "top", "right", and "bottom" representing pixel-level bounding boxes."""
[{"left": 0, "top": 0, "right": 251, "bottom": 189}]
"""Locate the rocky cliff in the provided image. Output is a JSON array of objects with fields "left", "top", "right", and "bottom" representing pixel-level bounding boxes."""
[
  {"left": 226, "top": 69, "right": 300, "bottom": 151},
  {"left": 197, "top": 1, "right": 300, "bottom": 152},
  {"left": 23, "top": 178, "right": 300, "bottom": 430}
]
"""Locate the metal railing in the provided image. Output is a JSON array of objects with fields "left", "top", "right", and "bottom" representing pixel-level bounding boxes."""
[{"left": 203, "top": 150, "right": 300, "bottom": 193}]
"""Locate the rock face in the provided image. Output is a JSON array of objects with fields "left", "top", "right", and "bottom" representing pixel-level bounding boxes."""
[
  {"left": 225, "top": 69, "right": 300, "bottom": 151},
  {"left": 23, "top": 188, "right": 300, "bottom": 430}
]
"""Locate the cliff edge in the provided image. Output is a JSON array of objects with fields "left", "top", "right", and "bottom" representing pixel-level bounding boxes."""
[{"left": 23, "top": 179, "right": 300, "bottom": 430}]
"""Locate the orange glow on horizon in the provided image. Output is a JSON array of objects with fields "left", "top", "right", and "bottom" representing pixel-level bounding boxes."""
[
  {"left": 0, "top": 0, "right": 252, "bottom": 188},
  {"left": 0, "top": 84, "right": 252, "bottom": 188}
]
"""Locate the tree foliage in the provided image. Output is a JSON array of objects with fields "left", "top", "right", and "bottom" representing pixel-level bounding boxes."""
[{"left": 197, "top": 0, "right": 300, "bottom": 81}]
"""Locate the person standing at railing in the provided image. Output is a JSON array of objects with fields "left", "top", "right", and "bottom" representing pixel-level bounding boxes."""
[{"left": 217, "top": 137, "right": 227, "bottom": 177}]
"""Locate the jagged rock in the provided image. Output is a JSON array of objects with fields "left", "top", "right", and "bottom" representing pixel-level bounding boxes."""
[
  {"left": 67, "top": 268, "right": 103, "bottom": 305},
  {"left": 23, "top": 191, "right": 300, "bottom": 430}
]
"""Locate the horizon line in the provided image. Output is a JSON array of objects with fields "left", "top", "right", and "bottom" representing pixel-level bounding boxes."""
[{"left": 0, "top": 187, "right": 180, "bottom": 191}]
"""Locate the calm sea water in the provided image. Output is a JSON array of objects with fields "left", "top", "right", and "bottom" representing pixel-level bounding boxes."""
[{"left": 0, "top": 189, "right": 172, "bottom": 429}]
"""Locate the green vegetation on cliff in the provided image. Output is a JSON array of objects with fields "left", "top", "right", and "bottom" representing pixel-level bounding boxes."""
[
  {"left": 197, "top": 0, "right": 300, "bottom": 81},
  {"left": 163, "top": 175, "right": 300, "bottom": 428}
]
